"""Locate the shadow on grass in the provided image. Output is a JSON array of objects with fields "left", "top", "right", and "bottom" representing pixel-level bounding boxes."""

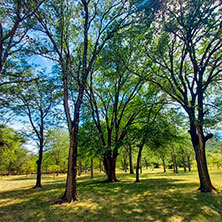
[{"left": 0, "top": 175, "right": 222, "bottom": 222}]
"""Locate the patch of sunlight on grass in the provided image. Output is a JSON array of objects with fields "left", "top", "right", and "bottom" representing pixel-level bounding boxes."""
[
  {"left": 201, "top": 205, "right": 221, "bottom": 216},
  {"left": 0, "top": 170, "right": 222, "bottom": 222},
  {"left": 166, "top": 215, "right": 183, "bottom": 222}
]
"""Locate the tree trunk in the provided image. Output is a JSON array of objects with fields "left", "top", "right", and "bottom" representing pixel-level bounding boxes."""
[
  {"left": 187, "top": 156, "right": 191, "bottom": 172},
  {"left": 162, "top": 157, "right": 166, "bottom": 173},
  {"left": 91, "top": 158, "right": 93, "bottom": 179},
  {"left": 78, "top": 160, "right": 82, "bottom": 176},
  {"left": 34, "top": 142, "right": 43, "bottom": 188},
  {"left": 136, "top": 137, "right": 145, "bottom": 183},
  {"left": 172, "top": 154, "right": 178, "bottom": 174},
  {"left": 103, "top": 153, "right": 119, "bottom": 182},
  {"left": 122, "top": 155, "right": 127, "bottom": 172},
  {"left": 189, "top": 122, "right": 215, "bottom": 192},
  {"left": 128, "top": 144, "right": 134, "bottom": 174},
  {"left": 140, "top": 158, "right": 142, "bottom": 174},
  {"left": 99, "top": 160, "right": 103, "bottom": 172},
  {"left": 62, "top": 127, "right": 79, "bottom": 202},
  {"left": 182, "top": 156, "right": 187, "bottom": 172}
]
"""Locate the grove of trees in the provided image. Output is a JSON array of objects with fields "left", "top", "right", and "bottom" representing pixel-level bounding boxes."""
[{"left": 0, "top": 0, "right": 221, "bottom": 203}]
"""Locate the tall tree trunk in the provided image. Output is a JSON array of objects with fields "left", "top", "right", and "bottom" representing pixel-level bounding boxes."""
[
  {"left": 136, "top": 137, "right": 145, "bottom": 183},
  {"left": 128, "top": 144, "right": 134, "bottom": 174},
  {"left": 91, "top": 158, "right": 93, "bottom": 179},
  {"left": 162, "top": 157, "right": 166, "bottom": 173},
  {"left": 34, "top": 142, "right": 43, "bottom": 188},
  {"left": 190, "top": 121, "right": 214, "bottom": 192},
  {"left": 78, "top": 160, "right": 82, "bottom": 176},
  {"left": 62, "top": 125, "right": 79, "bottom": 202},
  {"left": 187, "top": 156, "right": 191, "bottom": 172}
]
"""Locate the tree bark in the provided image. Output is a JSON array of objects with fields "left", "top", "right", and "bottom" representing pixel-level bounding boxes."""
[
  {"left": 91, "top": 158, "right": 93, "bottom": 179},
  {"left": 103, "top": 152, "right": 119, "bottom": 182},
  {"left": 136, "top": 137, "right": 145, "bottom": 182},
  {"left": 172, "top": 154, "right": 178, "bottom": 174},
  {"left": 99, "top": 160, "right": 103, "bottom": 172},
  {"left": 122, "top": 155, "right": 128, "bottom": 172},
  {"left": 162, "top": 157, "right": 166, "bottom": 173},
  {"left": 189, "top": 121, "right": 215, "bottom": 192},
  {"left": 62, "top": 128, "right": 79, "bottom": 202},
  {"left": 128, "top": 144, "right": 134, "bottom": 174},
  {"left": 187, "top": 156, "right": 191, "bottom": 172},
  {"left": 140, "top": 158, "right": 142, "bottom": 174},
  {"left": 78, "top": 160, "right": 82, "bottom": 176},
  {"left": 34, "top": 141, "right": 43, "bottom": 188},
  {"left": 182, "top": 156, "right": 187, "bottom": 172}
]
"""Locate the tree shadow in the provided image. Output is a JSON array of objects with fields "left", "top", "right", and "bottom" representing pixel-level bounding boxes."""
[{"left": 0, "top": 176, "right": 222, "bottom": 222}]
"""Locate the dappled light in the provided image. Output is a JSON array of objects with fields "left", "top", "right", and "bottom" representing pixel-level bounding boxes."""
[
  {"left": 0, "top": 0, "right": 222, "bottom": 220},
  {"left": 0, "top": 170, "right": 222, "bottom": 222}
]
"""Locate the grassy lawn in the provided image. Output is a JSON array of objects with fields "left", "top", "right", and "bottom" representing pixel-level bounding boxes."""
[{"left": 0, "top": 169, "right": 222, "bottom": 222}]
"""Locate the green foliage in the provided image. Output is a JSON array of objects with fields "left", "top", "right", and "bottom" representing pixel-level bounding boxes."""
[
  {"left": 43, "top": 129, "right": 69, "bottom": 171},
  {"left": 207, "top": 138, "right": 222, "bottom": 153},
  {"left": 48, "top": 164, "right": 60, "bottom": 172},
  {"left": 21, "top": 160, "right": 35, "bottom": 175},
  {"left": 207, "top": 153, "right": 222, "bottom": 169},
  {"left": 0, "top": 125, "right": 27, "bottom": 174}
]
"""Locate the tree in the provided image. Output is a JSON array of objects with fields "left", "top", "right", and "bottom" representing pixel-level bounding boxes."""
[
  {"left": 0, "top": 125, "right": 26, "bottom": 174},
  {"left": 9, "top": 76, "right": 59, "bottom": 187},
  {"left": 21, "top": 159, "right": 36, "bottom": 175},
  {"left": 78, "top": 121, "right": 102, "bottom": 178},
  {"left": 144, "top": 0, "right": 222, "bottom": 192},
  {"left": 44, "top": 129, "right": 69, "bottom": 173},
  {"left": 134, "top": 98, "right": 171, "bottom": 182},
  {"left": 32, "top": 0, "right": 136, "bottom": 202},
  {"left": 86, "top": 32, "right": 148, "bottom": 182},
  {"left": 123, "top": 136, "right": 135, "bottom": 174},
  {"left": 0, "top": 0, "right": 44, "bottom": 82},
  {"left": 31, "top": 0, "right": 161, "bottom": 202}
]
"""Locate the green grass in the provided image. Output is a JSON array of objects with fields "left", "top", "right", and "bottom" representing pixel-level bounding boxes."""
[{"left": 0, "top": 169, "right": 222, "bottom": 222}]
